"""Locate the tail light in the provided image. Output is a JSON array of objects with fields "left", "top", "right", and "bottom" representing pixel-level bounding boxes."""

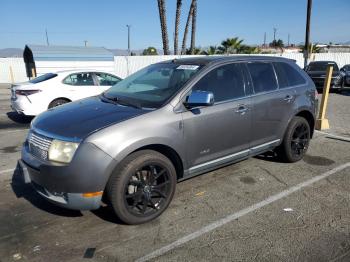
[{"left": 15, "top": 90, "right": 41, "bottom": 96}]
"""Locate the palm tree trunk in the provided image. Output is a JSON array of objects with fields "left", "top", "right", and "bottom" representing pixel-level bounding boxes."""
[
  {"left": 181, "top": 0, "right": 195, "bottom": 55},
  {"left": 190, "top": 0, "right": 197, "bottom": 55},
  {"left": 174, "top": 0, "right": 182, "bottom": 55},
  {"left": 157, "top": 0, "right": 170, "bottom": 55}
]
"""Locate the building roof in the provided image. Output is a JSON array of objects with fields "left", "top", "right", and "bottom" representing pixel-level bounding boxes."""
[{"left": 23, "top": 44, "right": 114, "bottom": 62}]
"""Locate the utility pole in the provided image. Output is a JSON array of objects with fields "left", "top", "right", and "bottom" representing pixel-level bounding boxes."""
[
  {"left": 45, "top": 28, "right": 50, "bottom": 46},
  {"left": 288, "top": 33, "right": 290, "bottom": 46},
  {"left": 126, "top": 25, "right": 131, "bottom": 56},
  {"left": 304, "top": 0, "right": 312, "bottom": 68},
  {"left": 273, "top": 27, "right": 277, "bottom": 42},
  {"left": 84, "top": 40, "right": 88, "bottom": 47},
  {"left": 263, "top": 32, "right": 266, "bottom": 47}
]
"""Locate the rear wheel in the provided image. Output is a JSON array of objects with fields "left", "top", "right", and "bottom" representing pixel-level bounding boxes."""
[
  {"left": 278, "top": 117, "right": 310, "bottom": 163},
  {"left": 107, "top": 150, "right": 176, "bottom": 224},
  {"left": 48, "top": 98, "right": 70, "bottom": 109}
]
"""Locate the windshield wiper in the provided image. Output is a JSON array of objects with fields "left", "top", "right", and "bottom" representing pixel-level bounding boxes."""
[{"left": 101, "top": 93, "right": 142, "bottom": 109}]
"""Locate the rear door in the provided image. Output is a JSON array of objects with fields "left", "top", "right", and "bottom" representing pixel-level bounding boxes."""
[
  {"left": 182, "top": 62, "right": 251, "bottom": 175},
  {"left": 247, "top": 61, "right": 304, "bottom": 152}
]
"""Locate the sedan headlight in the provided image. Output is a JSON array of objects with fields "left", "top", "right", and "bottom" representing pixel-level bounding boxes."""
[{"left": 48, "top": 139, "right": 79, "bottom": 163}]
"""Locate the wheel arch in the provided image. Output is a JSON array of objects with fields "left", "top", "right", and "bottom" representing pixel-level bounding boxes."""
[
  {"left": 48, "top": 97, "right": 72, "bottom": 109},
  {"left": 295, "top": 110, "right": 315, "bottom": 138}
]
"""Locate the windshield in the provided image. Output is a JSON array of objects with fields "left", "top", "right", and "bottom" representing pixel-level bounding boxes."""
[
  {"left": 29, "top": 73, "right": 57, "bottom": 84},
  {"left": 103, "top": 63, "right": 202, "bottom": 108},
  {"left": 308, "top": 62, "right": 339, "bottom": 72}
]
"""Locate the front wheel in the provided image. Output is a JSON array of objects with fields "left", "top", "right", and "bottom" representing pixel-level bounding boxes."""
[
  {"left": 278, "top": 117, "right": 310, "bottom": 163},
  {"left": 107, "top": 150, "right": 176, "bottom": 224}
]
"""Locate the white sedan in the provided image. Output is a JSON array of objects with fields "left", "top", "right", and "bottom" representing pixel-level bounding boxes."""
[{"left": 11, "top": 70, "right": 122, "bottom": 116}]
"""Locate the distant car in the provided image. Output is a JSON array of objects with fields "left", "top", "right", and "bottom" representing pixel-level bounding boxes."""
[
  {"left": 11, "top": 70, "right": 122, "bottom": 116},
  {"left": 340, "top": 64, "right": 350, "bottom": 87},
  {"left": 305, "top": 61, "right": 342, "bottom": 91}
]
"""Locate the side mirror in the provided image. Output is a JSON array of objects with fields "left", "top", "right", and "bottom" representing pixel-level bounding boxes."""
[{"left": 184, "top": 90, "right": 214, "bottom": 109}]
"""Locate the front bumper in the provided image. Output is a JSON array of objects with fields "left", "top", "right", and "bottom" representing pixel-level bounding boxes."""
[
  {"left": 20, "top": 141, "right": 117, "bottom": 210},
  {"left": 311, "top": 77, "right": 339, "bottom": 88}
]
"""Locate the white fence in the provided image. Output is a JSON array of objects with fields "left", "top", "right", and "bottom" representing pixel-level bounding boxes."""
[{"left": 1, "top": 53, "right": 350, "bottom": 83}]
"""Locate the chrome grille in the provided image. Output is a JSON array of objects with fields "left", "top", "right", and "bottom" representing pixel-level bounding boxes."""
[{"left": 28, "top": 132, "right": 52, "bottom": 160}]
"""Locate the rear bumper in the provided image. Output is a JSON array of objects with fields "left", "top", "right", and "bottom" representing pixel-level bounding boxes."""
[{"left": 11, "top": 97, "right": 42, "bottom": 116}]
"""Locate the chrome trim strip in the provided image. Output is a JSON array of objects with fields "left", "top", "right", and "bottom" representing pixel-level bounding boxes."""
[
  {"left": 189, "top": 139, "right": 281, "bottom": 173},
  {"left": 189, "top": 149, "right": 250, "bottom": 172},
  {"left": 250, "top": 139, "right": 280, "bottom": 151}
]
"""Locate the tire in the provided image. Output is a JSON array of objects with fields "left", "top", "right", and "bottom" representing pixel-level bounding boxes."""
[
  {"left": 48, "top": 98, "right": 70, "bottom": 109},
  {"left": 106, "top": 150, "right": 176, "bottom": 224},
  {"left": 278, "top": 116, "right": 310, "bottom": 163}
]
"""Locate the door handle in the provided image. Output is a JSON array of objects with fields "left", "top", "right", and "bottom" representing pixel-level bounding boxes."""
[
  {"left": 235, "top": 104, "right": 248, "bottom": 115},
  {"left": 283, "top": 95, "right": 293, "bottom": 103}
]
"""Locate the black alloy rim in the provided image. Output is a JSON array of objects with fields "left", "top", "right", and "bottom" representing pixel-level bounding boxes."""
[
  {"left": 124, "top": 164, "right": 171, "bottom": 216},
  {"left": 291, "top": 123, "right": 309, "bottom": 157}
]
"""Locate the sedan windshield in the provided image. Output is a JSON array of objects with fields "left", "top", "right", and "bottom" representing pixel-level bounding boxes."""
[{"left": 103, "top": 63, "right": 202, "bottom": 108}]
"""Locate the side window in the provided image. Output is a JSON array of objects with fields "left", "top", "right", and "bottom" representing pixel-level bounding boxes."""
[
  {"left": 247, "top": 62, "right": 278, "bottom": 93},
  {"left": 192, "top": 63, "right": 245, "bottom": 102},
  {"left": 63, "top": 73, "right": 94, "bottom": 86},
  {"left": 95, "top": 73, "right": 121, "bottom": 86},
  {"left": 274, "top": 62, "right": 306, "bottom": 88}
]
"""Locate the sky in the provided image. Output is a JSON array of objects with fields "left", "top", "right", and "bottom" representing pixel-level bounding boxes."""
[{"left": 0, "top": 0, "right": 349, "bottom": 50}]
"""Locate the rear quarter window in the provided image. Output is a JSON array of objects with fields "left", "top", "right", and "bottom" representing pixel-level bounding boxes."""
[
  {"left": 273, "top": 62, "right": 306, "bottom": 88},
  {"left": 247, "top": 62, "right": 278, "bottom": 93}
]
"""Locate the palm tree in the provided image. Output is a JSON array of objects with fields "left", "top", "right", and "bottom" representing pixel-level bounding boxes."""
[
  {"left": 157, "top": 0, "right": 170, "bottom": 55},
  {"left": 237, "top": 45, "right": 261, "bottom": 54},
  {"left": 201, "top": 46, "right": 218, "bottom": 55},
  {"left": 190, "top": 0, "right": 197, "bottom": 54},
  {"left": 218, "top": 37, "right": 244, "bottom": 54},
  {"left": 174, "top": 0, "right": 182, "bottom": 55},
  {"left": 185, "top": 47, "right": 201, "bottom": 55},
  {"left": 181, "top": 0, "right": 195, "bottom": 55},
  {"left": 300, "top": 43, "right": 321, "bottom": 54}
]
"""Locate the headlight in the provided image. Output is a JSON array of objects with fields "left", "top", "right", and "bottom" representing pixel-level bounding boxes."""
[{"left": 48, "top": 139, "right": 79, "bottom": 163}]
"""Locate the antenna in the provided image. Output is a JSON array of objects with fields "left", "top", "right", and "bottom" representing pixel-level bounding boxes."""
[{"left": 45, "top": 29, "right": 50, "bottom": 46}]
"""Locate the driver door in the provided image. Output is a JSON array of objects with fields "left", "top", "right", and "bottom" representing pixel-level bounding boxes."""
[{"left": 181, "top": 63, "right": 251, "bottom": 175}]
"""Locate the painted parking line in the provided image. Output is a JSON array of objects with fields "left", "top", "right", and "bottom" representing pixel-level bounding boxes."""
[
  {"left": 315, "top": 130, "right": 350, "bottom": 142},
  {"left": 136, "top": 162, "right": 350, "bottom": 262},
  {"left": 0, "top": 129, "right": 28, "bottom": 134}
]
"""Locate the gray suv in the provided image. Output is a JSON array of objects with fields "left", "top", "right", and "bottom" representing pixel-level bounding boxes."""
[{"left": 20, "top": 56, "right": 317, "bottom": 224}]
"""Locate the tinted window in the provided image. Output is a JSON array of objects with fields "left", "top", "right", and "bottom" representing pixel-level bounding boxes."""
[
  {"left": 192, "top": 63, "right": 245, "bottom": 102},
  {"left": 63, "top": 73, "right": 95, "bottom": 86},
  {"left": 308, "top": 62, "right": 339, "bottom": 72},
  {"left": 29, "top": 73, "right": 57, "bottom": 84},
  {"left": 247, "top": 62, "right": 277, "bottom": 93},
  {"left": 95, "top": 73, "right": 121, "bottom": 86},
  {"left": 274, "top": 62, "right": 306, "bottom": 88}
]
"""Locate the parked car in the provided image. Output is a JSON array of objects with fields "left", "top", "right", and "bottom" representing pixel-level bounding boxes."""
[
  {"left": 19, "top": 56, "right": 317, "bottom": 224},
  {"left": 305, "top": 61, "right": 342, "bottom": 91},
  {"left": 340, "top": 64, "right": 350, "bottom": 87},
  {"left": 11, "top": 70, "right": 122, "bottom": 116}
]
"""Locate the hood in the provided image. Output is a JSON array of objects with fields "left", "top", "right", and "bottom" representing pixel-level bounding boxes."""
[{"left": 31, "top": 96, "right": 150, "bottom": 140}]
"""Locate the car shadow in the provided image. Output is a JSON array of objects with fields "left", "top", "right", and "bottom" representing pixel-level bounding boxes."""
[
  {"left": 254, "top": 150, "right": 283, "bottom": 163},
  {"left": 11, "top": 162, "right": 83, "bottom": 217},
  {"left": 6, "top": 111, "right": 34, "bottom": 124},
  {"left": 91, "top": 206, "right": 126, "bottom": 225}
]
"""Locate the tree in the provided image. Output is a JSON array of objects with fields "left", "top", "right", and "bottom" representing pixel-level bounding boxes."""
[
  {"left": 270, "top": 39, "right": 284, "bottom": 48},
  {"left": 142, "top": 47, "right": 158, "bottom": 55},
  {"left": 237, "top": 45, "right": 261, "bottom": 54},
  {"left": 185, "top": 47, "right": 201, "bottom": 55},
  {"left": 190, "top": 0, "right": 197, "bottom": 54},
  {"left": 157, "top": 0, "right": 170, "bottom": 55},
  {"left": 300, "top": 43, "right": 321, "bottom": 53},
  {"left": 174, "top": 0, "right": 182, "bottom": 55},
  {"left": 218, "top": 37, "right": 244, "bottom": 54},
  {"left": 181, "top": 0, "right": 195, "bottom": 54},
  {"left": 201, "top": 46, "right": 218, "bottom": 55}
]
